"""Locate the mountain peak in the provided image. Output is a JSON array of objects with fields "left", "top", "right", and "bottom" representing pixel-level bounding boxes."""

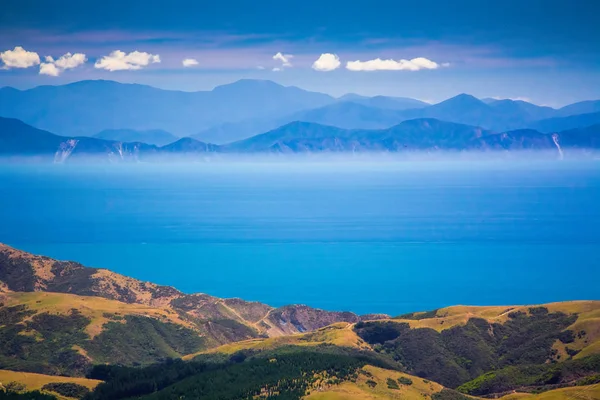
[
  {"left": 212, "top": 79, "right": 285, "bottom": 92},
  {"left": 444, "top": 93, "right": 483, "bottom": 104}
]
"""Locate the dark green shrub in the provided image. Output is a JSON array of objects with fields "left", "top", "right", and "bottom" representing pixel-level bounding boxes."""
[
  {"left": 386, "top": 378, "right": 399, "bottom": 389},
  {"left": 41, "top": 383, "right": 90, "bottom": 399},
  {"left": 398, "top": 376, "right": 413, "bottom": 385}
]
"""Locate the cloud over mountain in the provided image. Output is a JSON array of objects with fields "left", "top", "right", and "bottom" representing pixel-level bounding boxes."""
[
  {"left": 182, "top": 58, "right": 199, "bottom": 67},
  {"left": 272, "top": 52, "right": 293, "bottom": 71},
  {"left": 0, "top": 46, "right": 40, "bottom": 69},
  {"left": 39, "top": 52, "right": 87, "bottom": 76},
  {"left": 312, "top": 53, "right": 341, "bottom": 71},
  {"left": 346, "top": 57, "right": 444, "bottom": 71},
  {"left": 94, "top": 50, "right": 161, "bottom": 71}
]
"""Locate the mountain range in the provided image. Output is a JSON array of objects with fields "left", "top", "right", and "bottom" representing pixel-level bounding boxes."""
[
  {"left": 1, "top": 80, "right": 600, "bottom": 145},
  {"left": 1, "top": 116, "right": 598, "bottom": 163},
  {"left": 0, "top": 244, "right": 599, "bottom": 400},
  {"left": 195, "top": 95, "right": 600, "bottom": 144},
  {"left": 0, "top": 80, "right": 334, "bottom": 137}
]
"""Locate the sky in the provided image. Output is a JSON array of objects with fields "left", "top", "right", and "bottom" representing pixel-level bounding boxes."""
[{"left": 0, "top": 0, "right": 599, "bottom": 107}]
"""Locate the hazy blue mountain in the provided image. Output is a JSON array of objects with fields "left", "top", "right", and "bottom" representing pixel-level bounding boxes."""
[
  {"left": 194, "top": 118, "right": 284, "bottom": 144},
  {"left": 529, "top": 111, "right": 600, "bottom": 132},
  {"left": 487, "top": 99, "right": 557, "bottom": 120},
  {"left": 160, "top": 137, "right": 218, "bottom": 153},
  {"left": 3, "top": 116, "right": 598, "bottom": 159},
  {"left": 194, "top": 102, "right": 409, "bottom": 144},
  {"left": 469, "top": 129, "right": 557, "bottom": 151},
  {"left": 223, "top": 121, "right": 350, "bottom": 152},
  {"left": 557, "top": 100, "right": 600, "bottom": 117},
  {"left": 480, "top": 97, "right": 499, "bottom": 104},
  {"left": 557, "top": 124, "right": 600, "bottom": 149},
  {"left": 403, "top": 94, "right": 505, "bottom": 129},
  {"left": 337, "top": 93, "right": 368, "bottom": 101},
  {"left": 195, "top": 95, "right": 569, "bottom": 144},
  {"left": 0, "top": 116, "right": 156, "bottom": 162},
  {"left": 94, "top": 129, "right": 179, "bottom": 146},
  {"left": 223, "top": 118, "right": 492, "bottom": 153},
  {"left": 401, "top": 95, "right": 560, "bottom": 131},
  {"left": 338, "top": 94, "right": 429, "bottom": 110},
  {"left": 469, "top": 125, "right": 600, "bottom": 152},
  {"left": 0, "top": 79, "right": 334, "bottom": 137},
  {"left": 288, "top": 102, "right": 407, "bottom": 129}
]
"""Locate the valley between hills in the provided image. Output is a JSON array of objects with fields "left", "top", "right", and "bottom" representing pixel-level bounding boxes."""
[{"left": 0, "top": 243, "right": 599, "bottom": 399}]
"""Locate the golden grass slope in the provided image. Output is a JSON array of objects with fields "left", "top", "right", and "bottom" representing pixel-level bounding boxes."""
[
  {"left": 303, "top": 365, "right": 443, "bottom": 400},
  {"left": 183, "top": 322, "right": 369, "bottom": 360},
  {"left": 0, "top": 291, "right": 195, "bottom": 338},
  {"left": 0, "top": 370, "right": 101, "bottom": 399},
  {"left": 389, "top": 301, "right": 600, "bottom": 360},
  {"left": 182, "top": 301, "right": 600, "bottom": 361},
  {"left": 392, "top": 302, "right": 600, "bottom": 331},
  {"left": 499, "top": 384, "right": 600, "bottom": 400}
]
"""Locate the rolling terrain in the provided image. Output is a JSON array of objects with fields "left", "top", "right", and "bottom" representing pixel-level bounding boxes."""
[
  {"left": 1, "top": 244, "right": 599, "bottom": 399},
  {"left": 0, "top": 243, "right": 386, "bottom": 375}
]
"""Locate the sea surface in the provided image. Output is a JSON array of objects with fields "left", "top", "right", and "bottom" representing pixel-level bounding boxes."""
[{"left": 1, "top": 159, "right": 599, "bottom": 315}]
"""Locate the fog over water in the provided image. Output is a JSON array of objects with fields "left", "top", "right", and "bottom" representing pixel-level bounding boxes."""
[{"left": 1, "top": 156, "right": 598, "bottom": 315}]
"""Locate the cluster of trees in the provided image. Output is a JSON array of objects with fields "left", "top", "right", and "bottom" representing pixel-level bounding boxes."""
[
  {"left": 85, "top": 351, "right": 367, "bottom": 400},
  {"left": 41, "top": 383, "right": 90, "bottom": 399}
]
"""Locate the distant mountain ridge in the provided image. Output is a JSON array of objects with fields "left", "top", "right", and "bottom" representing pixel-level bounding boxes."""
[
  {"left": 196, "top": 95, "right": 600, "bottom": 144},
  {"left": 337, "top": 93, "right": 430, "bottom": 110},
  {"left": 2, "top": 79, "right": 599, "bottom": 144},
  {"left": 0, "top": 117, "right": 157, "bottom": 162},
  {"left": 2, "top": 116, "right": 599, "bottom": 162},
  {"left": 0, "top": 79, "right": 335, "bottom": 136}
]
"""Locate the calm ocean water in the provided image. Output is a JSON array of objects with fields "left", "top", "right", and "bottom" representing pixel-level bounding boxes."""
[{"left": 1, "top": 160, "right": 599, "bottom": 315}]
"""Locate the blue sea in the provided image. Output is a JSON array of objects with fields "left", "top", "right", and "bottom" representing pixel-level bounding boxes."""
[{"left": 1, "top": 159, "right": 599, "bottom": 315}]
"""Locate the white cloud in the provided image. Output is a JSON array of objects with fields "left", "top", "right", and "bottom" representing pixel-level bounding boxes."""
[
  {"left": 0, "top": 46, "right": 40, "bottom": 69},
  {"left": 94, "top": 50, "right": 161, "bottom": 71},
  {"left": 312, "top": 53, "right": 341, "bottom": 72},
  {"left": 272, "top": 67, "right": 282, "bottom": 72},
  {"left": 54, "top": 53, "right": 87, "bottom": 69},
  {"left": 346, "top": 57, "right": 445, "bottom": 71},
  {"left": 39, "top": 52, "right": 87, "bottom": 76},
  {"left": 273, "top": 52, "right": 293, "bottom": 68},
  {"left": 256, "top": 65, "right": 266, "bottom": 70},
  {"left": 182, "top": 58, "right": 199, "bottom": 67},
  {"left": 39, "top": 62, "right": 60, "bottom": 76}
]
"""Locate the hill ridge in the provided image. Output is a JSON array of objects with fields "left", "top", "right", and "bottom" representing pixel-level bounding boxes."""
[{"left": 0, "top": 243, "right": 386, "bottom": 340}]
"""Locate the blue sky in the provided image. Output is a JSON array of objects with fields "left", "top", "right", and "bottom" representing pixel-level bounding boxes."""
[{"left": 0, "top": 0, "right": 599, "bottom": 106}]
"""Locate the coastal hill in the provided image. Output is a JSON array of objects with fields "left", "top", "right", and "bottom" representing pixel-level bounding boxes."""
[
  {"left": 0, "top": 243, "right": 386, "bottom": 373},
  {"left": 0, "top": 244, "right": 599, "bottom": 399}
]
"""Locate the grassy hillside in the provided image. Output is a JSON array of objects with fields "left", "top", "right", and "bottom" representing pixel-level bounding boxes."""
[
  {"left": 392, "top": 302, "right": 600, "bottom": 361},
  {"left": 0, "top": 370, "right": 100, "bottom": 399},
  {"left": 304, "top": 365, "right": 443, "bottom": 400},
  {"left": 0, "top": 243, "right": 381, "bottom": 345},
  {"left": 184, "top": 322, "right": 369, "bottom": 360},
  {"left": 0, "top": 292, "right": 206, "bottom": 375},
  {"left": 500, "top": 384, "right": 600, "bottom": 400}
]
